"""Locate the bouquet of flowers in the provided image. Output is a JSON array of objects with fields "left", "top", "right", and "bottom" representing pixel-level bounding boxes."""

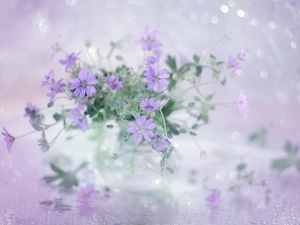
[{"left": 2, "top": 26, "right": 248, "bottom": 175}]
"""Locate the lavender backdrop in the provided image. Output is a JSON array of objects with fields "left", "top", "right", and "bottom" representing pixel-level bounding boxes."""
[{"left": 1, "top": 0, "right": 300, "bottom": 224}]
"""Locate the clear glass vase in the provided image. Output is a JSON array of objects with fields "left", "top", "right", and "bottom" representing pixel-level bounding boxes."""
[{"left": 93, "top": 125, "right": 178, "bottom": 192}]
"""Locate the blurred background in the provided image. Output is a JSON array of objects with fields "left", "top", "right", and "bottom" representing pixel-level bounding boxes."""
[{"left": 1, "top": 0, "right": 300, "bottom": 224}]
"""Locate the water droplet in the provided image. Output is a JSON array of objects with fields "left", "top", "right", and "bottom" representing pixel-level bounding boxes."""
[
  {"left": 291, "top": 41, "right": 297, "bottom": 49},
  {"left": 237, "top": 9, "right": 245, "bottom": 17},
  {"left": 260, "top": 70, "right": 268, "bottom": 79},
  {"left": 211, "top": 16, "right": 219, "bottom": 24},
  {"left": 220, "top": 5, "right": 229, "bottom": 13},
  {"left": 257, "top": 49, "right": 264, "bottom": 58},
  {"left": 268, "top": 21, "right": 277, "bottom": 29},
  {"left": 251, "top": 19, "right": 258, "bottom": 26},
  {"left": 228, "top": 0, "right": 236, "bottom": 7}
]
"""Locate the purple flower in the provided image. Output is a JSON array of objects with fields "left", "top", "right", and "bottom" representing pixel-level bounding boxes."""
[
  {"left": 70, "top": 69, "right": 98, "bottom": 98},
  {"left": 50, "top": 35, "right": 61, "bottom": 61},
  {"left": 227, "top": 55, "right": 241, "bottom": 77},
  {"left": 206, "top": 188, "right": 221, "bottom": 210},
  {"left": 24, "top": 103, "right": 44, "bottom": 124},
  {"left": 69, "top": 105, "right": 89, "bottom": 132},
  {"left": 46, "top": 79, "right": 66, "bottom": 101},
  {"left": 127, "top": 116, "right": 156, "bottom": 144},
  {"left": 151, "top": 134, "right": 170, "bottom": 152},
  {"left": 143, "top": 65, "right": 169, "bottom": 91},
  {"left": 41, "top": 70, "right": 55, "bottom": 86},
  {"left": 2, "top": 127, "right": 15, "bottom": 153},
  {"left": 235, "top": 89, "right": 248, "bottom": 119},
  {"left": 238, "top": 48, "right": 249, "bottom": 63},
  {"left": 140, "top": 98, "right": 161, "bottom": 112},
  {"left": 106, "top": 74, "right": 123, "bottom": 91},
  {"left": 227, "top": 54, "right": 239, "bottom": 68},
  {"left": 145, "top": 55, "right": 160, "bottom": 68},
  {"left": 135, "top": 26, "right": 163, "bottom": 51},
  {"left": 77, "top": 184, "right": 99, "bottom": 205},
  {"left": 206, "top": 188, "right": 221, "bottom": 204},
  {"left": 59, "top": 51, "right": 81, "bottom": 72}
]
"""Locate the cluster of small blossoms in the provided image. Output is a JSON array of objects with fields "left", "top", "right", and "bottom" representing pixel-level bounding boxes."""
[
  {"left": 126, "top": 26, "right": 172, "bottom": 151},
  {"left": 227, "top": 48, "right": 248, "bottom": 78},
  {"left": 2, "top": 24, "right": 248, "bottom": 178}
]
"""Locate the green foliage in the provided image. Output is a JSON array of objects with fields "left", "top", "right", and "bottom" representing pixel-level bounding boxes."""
[
  {"left": 165, "top": 55, "right": 177, "bottom": 72},
  {"left": 271, "top": 141, "right": 300, "bottom": 172},
  {"left": 249, "top": 128, "right": 267, "bottom": 147},
  {"left": 43, "top": 162, "right": 88, "bottom": 189}
]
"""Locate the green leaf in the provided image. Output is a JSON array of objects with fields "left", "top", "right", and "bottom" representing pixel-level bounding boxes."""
[
  {"left": 73, "top": 162, "right": 88, "bottom": 174},
  {"left": 193, "top": 55, "right": 200, "bottom": 63},
  {"left": 236, "top": 163, "right": 247, "bottom": 171},
  {"left": 47, "top": 101, "right": 54, "bottom": 108},
  {"left": 180, "top": 128, "right": 187, "bottom": 133},
  {"left": 94, "top": 97, "right": 104, "bottom": 110},
  {"left": 189, "top": 131, "right": 197, "bottom": 136},
  {"left": 41, "top": 130, "right": 46, "bottom": 139},
  {"left": 296, "top": 159, "right": 300, "bottom": 172},
  {"left": 111, "top": 153, "right": 120, "bottom": 160},
  {"left": 106, "top": 124, "right": 114, "bottom": 129},
  {"left": 168, "top": 78, "right": 176, "bottom": 91},
  {"left": 43, "top": 175, "right": 60, "bottom": 183},
  {"left": 196, "top": 66, "right": 203, "bottom": 77},
  {"left": 194, "top": 96, "right": 201, "bottom": 102},
  {"left": 166, "top": 166, "right": 174, "bottom": 174},
  {"left": 50, "top": 164, "right": 66, "bottom": 176},
  {"left": 165, "top": 55, "right": 177, "bottom": 71},
  {"left": 115, "top": 55, "right": 123, "bottom": 61},
  {"left": 168, "top": 122, "right": 180, "bottom": 135},
  {"left": 284, "top": 141, "right": 298, "bottom": 155},
  {"left": 271, "top": 158, "right": 293, "bottom": 171},
  {"left": 198, "top": 113, "right": 209, "bottom": 123},
  {"left": 191, "top": 124, "right": 199, "bottom": 130},
  {"left": 188, "top": 102, "right": 195, "bottom": 108},
  {"left": 32, "top": 123, "right": 44, "bottom": 131},
  {"left": 53, "top": 113, "right": 62, "bottom": 122}
]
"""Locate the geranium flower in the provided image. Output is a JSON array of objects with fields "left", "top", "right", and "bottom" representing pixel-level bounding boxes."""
[
  {"left": 77, "top": 184, "right": 99, "bottom": 205},
  {"left": 145, "top": 55, "right": 160, "bottom": 68},
  {"left": 2, "top": 127, "right": 15, "bottom": 153},
  {"left": 70, "top": 69, "right": 98, "bottom": 98},
  {"left": 106, "top": 74, "right": 123, "bottom": 91},
  {"left": 127, "top": 116, "right": 156, "bottom": 144},
  {"left": 143, "top": 65, "right": 169, "bottom": 91},
  {"left": 59, "top": 51, "right": 81, "bottom": 72},
  {"left": 46, "top": 79, "right": 66, "bottom": 101},
  {"left": 235, "top": 89, "right": 248, "bottom": 119},
  {"left": 238, "top": 48, "right": 249, "bottom": 63},
  {"left": 140, "top": 98, "right": 161, "bottom": 112},
  {"left": 41, "top": 70, "right": 55, "bottom": 86},
  {"left": 151, "top": 134, "right": 170, "bottom": 152},
  {"left": 135, "top": 26, "right": 163, "bottom": 51},
  {"left": 69, "top": 105, "right": 89, "bottom": 132},
  {"left": 24, "top": 103, "right": 44, "bottom": 125}
]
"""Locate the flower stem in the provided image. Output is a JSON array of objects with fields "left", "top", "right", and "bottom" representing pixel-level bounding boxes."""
[
  {"left": 159, "top": 109, "right": 168, "bottom": 138},
  {"left": 15, "top": 130, "right": 38, "bottom": 139},
  {"left": 49, "top": 127, "right": 65, "bottom": 145}
]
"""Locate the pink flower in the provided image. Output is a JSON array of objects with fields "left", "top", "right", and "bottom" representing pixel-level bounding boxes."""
[
  {"left": 77, "top": 184, "right": 99, "bottom": 205},
  {"left": 2, "top": 127, "right": 15, "bottom": 153},
  {"left": 238, "top": 48, "right": 249, "bottom": 63},
  {"left": 235, "top": 89, "right": 248, "bottom": 119}
]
